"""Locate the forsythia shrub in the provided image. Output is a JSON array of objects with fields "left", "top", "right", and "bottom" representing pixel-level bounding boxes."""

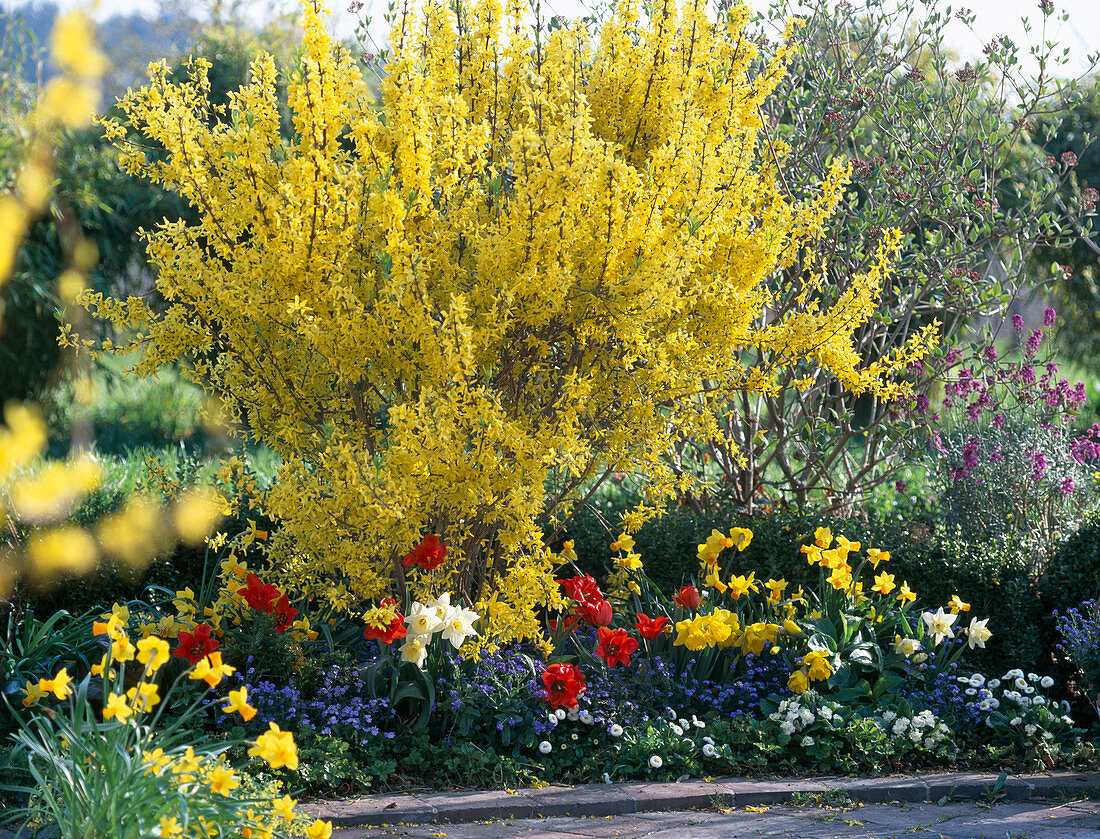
[{"left": 71, "top": 0, "right": 934, "bottom": 640}]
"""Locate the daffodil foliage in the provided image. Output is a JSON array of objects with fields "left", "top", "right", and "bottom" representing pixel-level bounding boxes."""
[{"left": 74, "top": 0, "right": 933, "bottom": 639}]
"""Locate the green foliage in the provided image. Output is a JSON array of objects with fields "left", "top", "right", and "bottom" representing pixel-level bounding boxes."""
[{"left": 0, "top": 606, "right": 100, "bottom": 739}]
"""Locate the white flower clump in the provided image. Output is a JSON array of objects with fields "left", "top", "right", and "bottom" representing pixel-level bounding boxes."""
[
  {"left": 868, "top": 708, "right": 950, "bottom": 749},
  {"left": 397, "top": 594, "right": 480, "bottom": 668},
  {"left": 965, "top": 669, "right": 1074, "bottom": 744},
  {"left": 768, "top": 696, "right": 845, "bottom": 739}
]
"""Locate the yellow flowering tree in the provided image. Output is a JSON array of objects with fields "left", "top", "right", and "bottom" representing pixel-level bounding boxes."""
[{"left": 72, "top": 0, "right": 932, "bottom": 639}]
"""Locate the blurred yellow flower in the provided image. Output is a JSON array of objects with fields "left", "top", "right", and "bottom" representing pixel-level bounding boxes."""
[{"left": 249, "top": 723, "right": 299, "bottom": 770}]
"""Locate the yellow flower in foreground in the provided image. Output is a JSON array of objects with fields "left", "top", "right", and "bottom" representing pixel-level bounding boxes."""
[
  {"left": 814, "top": 527, "right": 832, "bottom": 548},
  {"left": 800, "top": 543, "right": 822, "bottom": 566},
  {"left": 190, "top": 651, "right": 235, "bottom": 688},
  {"left": 304, "top": 820, "right": 333, "bottom": 839},
  {"left": 609, "top": 533, "right": 635, "bottom": 553},
  {"left": 223, "top": 687, "right": 258, "bottom": 722},
  {"left": 896, "top": 582, "right": 916, "bottom": 605},
  {"left": 249, "top": 723, "right": 299, "bottom": 770},
  {"left": 39, "top": 667, "right": 72, "bottom": 700},
  {"left": 112, "top": 635, "right": 136, "bottom": 663},
  {"left": 158, "top": 816, "right": 183, "bottom": 838},
  {"left": 703, "top": 568, "right": 728, "bottom": 593},
  {"left": 102, "top": 692, "right": 132, "bottom": 721},
  {"left": 136, "top": 636, "right": 170, "bottom": 671},
  {"left": 126, "top": 682, "right": 160, "bottom": 713},
  {"left": 948, "top": 594, "right": 971, "bottom": 614},
  {"left": 788, "top": 669, "right": 809, "bottom": 694},
  {"left": 273, "top": 795, "right": 297, "bottom": 823},
  {"left": 207, "top": 764, "right": 239, "bottom": 796},
  {"left": 765, "top": 577, "right": 787, "bottom": 603},
  {"left": 801, "top": 650, "right": 833, "bottom": 682}
]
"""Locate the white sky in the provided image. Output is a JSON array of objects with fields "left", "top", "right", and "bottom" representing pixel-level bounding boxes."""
[{"left": 4, "top": 0, "right": 1098, "bottom": 78}]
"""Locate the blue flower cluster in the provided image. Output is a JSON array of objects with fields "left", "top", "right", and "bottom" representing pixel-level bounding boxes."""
[{"left": 213, "top": 655, "right": 399, "bottom": 743}]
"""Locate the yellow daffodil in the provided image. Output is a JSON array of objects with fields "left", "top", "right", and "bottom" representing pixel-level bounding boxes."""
[
  {"left": 126, "top": 682, "right": 160, "bottom": 713},
  {"left": 102, "top": 692, "right": 132, "bottom": 721},
  {"left": 207, "top": 764, "right": 239, "bottom": 796},
  {"left": 38, "top": 667, "right": 72, "bottom": 700},
  {"left": 814, "top": 527, "right": 832, "bottom": 548},
  {"left": 896, "top": 582, "right": 916, "bottom": 605},
  {"left": 866, "top": 547, "right": 889, "bottom": 568},
  {"left": 190, "top": 651, "right": 235, "bottom": 688},
  {"left": 22, "top": 680, "right": 45, "bottom": 707},
  {"left": 872, "top": 571, "right": 895, "bottom": 595},
  {"left": 948, "top": 594, "right": 971, "bottom": 614},
  {"left": 223, "top": 687, "right": 258, "bottom": 722},
  {"left": 788, "top": 669, "right": 809, "bottom": 694},
  {"left": 136, "top": 636, "right": 170, "bottom": 671},
  {"left": 802, "top": 650, "right": 833, "bottom": 681},
  {"left": 248, "top": 723, "right": 298, "bottom": 770}
]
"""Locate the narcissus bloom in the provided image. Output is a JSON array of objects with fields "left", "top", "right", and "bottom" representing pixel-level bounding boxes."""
[
  {"left": 788, "top": 669, "right": 809, "bottom": 694},
  {"left": 948, "top": 594, "right": 971, "bottom": 614},
  {"left": 249, "top": 722, "right": 298, "bottom": 770},
  {"left": 595, "top": 626, "right": 639, "bottom": 667},
  {"left": 405, "top": 601, "right": 442, "bottom": 637},
  {"left": 190, "top": 651, "right": 235, "bottom": 688},
  {"left": 922, "top": 607, "right": 958, "bottom": 646},
  {"left": 223, "top": 687, "right": 258, "bottom": 721},
  {"left": 136, "top": 636, "right": 170, "bottom": 670},
  {"left": 896, "top": 582, "right": 917, "bottom": 605},
  {"left": 872, "top": 572, "right": 896, "bottom": 595},
  {"left": 102, "top": 692, "right": 132, "bottom": 721},
  {"left": 801, "top": 650, "right": 833, "bottom": 682},
  {"left": 542, "top": 662, "right": 586, "bottom": 709},
  {"left": 38, "top": 667, "right": 72, "bottom": 700},
  {"left": 966, "top": 617, "right": 992, "bottom": 649}
]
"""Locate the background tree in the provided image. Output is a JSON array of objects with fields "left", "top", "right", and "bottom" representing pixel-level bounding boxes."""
[
  {"left": 664, "top": 0, "right": 1099, "bottom": 515},
  {"left": 73, "top": 0, "right": 932, "bottom": 643}
]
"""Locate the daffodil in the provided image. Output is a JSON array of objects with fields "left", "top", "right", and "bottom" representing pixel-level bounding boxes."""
[
  {"left": 440, "top": 605, "right": 479, "bottom": 649},
  {"left": 966, "top": 616, "right": 992, "bottom": 649},
  {"left": 922, "top": 607, "right": 958, "bottom": 646},
  {"left": 102, "top": 692, "right": 132, "bottom": 721}
]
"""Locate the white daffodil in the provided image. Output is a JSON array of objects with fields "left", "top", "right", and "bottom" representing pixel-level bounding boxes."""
[
  {"left": 649, "top": 755, "right": 663, "bottom": 769},
  {"left": 922, "top": 608, "right": 958, "bottom": 646},
  {"left": 538, "top": 741, "right": 552, "bottom": 754},
  {"left": 894, "top": 636, "right": 921, "bottom": 657},
  {"left": 426, "top": 592, "right": 452, "bottom": 623},
  {"left": 399, "top": 636, "right": 428, "bottom": 668},
  {"left": 406, "top": 601, "right": 443, "bottom": 638},
  {"left": 440, "top": 605, "right": 479, "bottom": 649},
  {"left": 966, "top": 617, "right": 992, "bottom": 649}
]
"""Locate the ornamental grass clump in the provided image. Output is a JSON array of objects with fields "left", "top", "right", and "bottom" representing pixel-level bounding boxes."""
[{"left": 70, "top": 0, "right": 933, "bottom": 641}]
